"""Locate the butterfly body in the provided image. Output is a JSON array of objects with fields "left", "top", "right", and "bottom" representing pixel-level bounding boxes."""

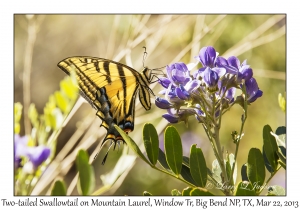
[{"left": 57, "top": 56, "right": 154, "bottom": 147}]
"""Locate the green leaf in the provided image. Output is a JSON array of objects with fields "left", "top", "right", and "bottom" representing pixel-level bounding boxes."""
[
  {"left": 263, "top": 125, "right": 279, "bottom": 172},
  {"left": 267, "top": 185, "right": 286, "bottom": 195},
  {"left": 277, "top": 147, "right": 286, "bottom": 159},
  {"left": 143, "top": 123, "right": 159, "bottom": 165},
  {"left": 190, "top": 188, "right": 214, "bottom": 196},
  {"left": 273, "top": 128, "right": 286, "bottom": 157},
  {"left": 51, "top": 180, "right": 67, "bottom": 196},
  {"left": 184, "top": 157, "right": 212, "bottom": 175},
  {"left": 241, "top": 163, "right": 249, "bottom": 181},
  {"left": 181, "top": 164, "right": 197, "bottom": 186},
  {"left": 234, "top": 181, "right": 256, "bottom": 196},
  {"left": 189, "top": 145, "right": 207, "bottom": 187},
  {"left": 164, "top": 126, "right": 182, "bottom": 175},
  {"left": 76, "top": 150, "right": 95, "bottom": 195},
  {"left": 171, "top": 189, "right": 181, "bottom": 196},
  {"left": 277, "top": 147, "right": 286, "bottom": 164},
  {"left": 271, "top": 130, "right": 286, "bottom": 167},
  {"left": 158, "top": 148, "right": 170, "bottom": 170},
  {"left": 226, "top": 159, "right": 232, "bottom": 185},
  {"left": 114, "top": 125, "right": 151, "bottom": 165},
  {"left": 275, "top": 126, "right": 286, "bottom": 136},
  {"left": 143, "top": 191, "right": 153, "bottom": 196},
  {"left": 182, "top": 156, "right": 190, "bottom": 167},
  {"left": 182, "top": 187, "right": 193, "bottom": 196},
  {"left": 263, "top": 148, "right": 274, "bottom": 173},
  {"left": 247, "top": 148, "right": 265, "bottom": 191}
]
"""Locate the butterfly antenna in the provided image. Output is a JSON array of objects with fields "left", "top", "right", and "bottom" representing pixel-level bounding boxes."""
[
  {"left": 149, "top": 66, "right": 167, "bottom": 83},
  {"left": 142, "top": 46, "right": 148, "bottom": 68},
  {"left": 101, "top": 140, "right": 115, "bottom": 165}
]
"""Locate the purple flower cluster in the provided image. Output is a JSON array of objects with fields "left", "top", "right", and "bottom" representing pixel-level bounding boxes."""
[
  {"left": 155, "top": 46, "right": 263, "bottom": 124},
  {"left": 14, "top": 134, "right": 50, "bottom": 170}
]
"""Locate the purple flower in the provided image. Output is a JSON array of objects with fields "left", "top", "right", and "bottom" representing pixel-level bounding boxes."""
[
  {"left": 218, "top": 79, "right": 236, "bottom": 103},
  {"left": 203, "top": 67, "right": 219, "bottom": 87},
  {"left": 194, "top": 66, "right": 226, "bottom": 84},
  {"left": 14, "top": 134, "right": 51, "bottom": 169},
  {"left": 194, "top": 104, "right": 205, "bottom": 123},
  {"left": 245, "top": 78, "right": 263, "bottom": 103},
  {"left": 156, "top": 46, "right": 263, "bottom": 126},
  {"left": 185, "top": 79, "right": 201, "bottom": 92},
  {"left": 162, "top": 108, "right": 197, "bottom": 124},
  {"left": 175, "top": 85, "right": 190, "bottom": 100},
  {"left": 216, "top": 56, "right": 253, "bottom": 82},
  {"left": 157, "top": 62, "right": 198, "bottom": 109},
  {"left": 15, "top": 134, "right": 29, "bottom": 167},
  {"left": 226, "top": 87, "right": 236, "bottom": 103},
  {"left": 195, "top": 46, "right": 217, "bottom": 68},
  {"left": 27, "top": 146, "right": 51, "bottom": 167},
  {"left": 158, "top": 77, "right": 172, "bottom": 88},
  {"left": 162, "top": 113, "right": 179, "bottom": 123},
  {"left": 155, "top": 97, "right": 173, "bottom": 109},
  {"left": 166, "top": 62, "right": 190, "bottom": 86}
]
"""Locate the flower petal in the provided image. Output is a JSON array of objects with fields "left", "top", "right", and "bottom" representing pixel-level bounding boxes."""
[
  {"left": 216, "top": 56, "right": 228, "bottom": 67},
  {"left": 158, "top": 77, "right": 172, "bottom": 88},
  {"left": 27, "top": 146, "right": 51, "bottom": 167},
  {"left": 240, "top": 66, "right": 253, "bottom": 81},
  {"left": 202, "top": 46, "right": 216, "bottom": 67},
  {"left": 227, "top": 56, "right": 240, "bottom": 69},
  {"left": 203, "top": 67, "right": 219, "bottom": 87},
  {"left": 155, "top": 97, "right": 173, "bottom": 109},
  {"left": 15, "top": 134, "right": 29, "bottom": 157},
  {"left": 226, "top": 87, "right": 236, "bottom": 101},
  {"left": 224, "top": 65, "right": 239, "bottom": 74},
  {"left": 162, "top": 113, "right": 178, "bottom": 123},
  {"left": 185, "top": 80, "right": 200, "bottom": 92},
  {"left": 175, "top": 86, "right": 189, "bottom": 100},
  {"left": 212, "top": 67, "right": 226, "bottom": 78},
  {"left": 245, "top": 78, "right": 263, "bottom": 103}
]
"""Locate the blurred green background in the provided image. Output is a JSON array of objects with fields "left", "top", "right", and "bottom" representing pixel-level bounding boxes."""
[{"left": 14, "top": 14, "right": 286, "bottom": 195}]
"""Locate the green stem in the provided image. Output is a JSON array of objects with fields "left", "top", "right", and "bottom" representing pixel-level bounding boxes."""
[
  {"left": 212, "top": 94, "right": 230, "bottom": 195},
  {"left": 153, "top": 165, "right": 198, "bottom": 188},
  {"left": 229, "top": 85, "right": 248, "bottom": 184},
  {"left": 202, "top": 124, "right": 222, "bottom": 166}
]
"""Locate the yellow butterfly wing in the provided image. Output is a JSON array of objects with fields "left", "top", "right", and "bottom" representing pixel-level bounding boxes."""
[{"left": 57, "top": 56, "right": 153, "bottom": 147}]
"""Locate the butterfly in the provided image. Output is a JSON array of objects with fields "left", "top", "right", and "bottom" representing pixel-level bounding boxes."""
[{"left": 57, "top": 56, "right": 158, "bottom": 164}]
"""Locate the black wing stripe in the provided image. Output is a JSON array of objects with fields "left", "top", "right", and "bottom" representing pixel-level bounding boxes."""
[
  {"left": 138, "top": 68, "right": 151, "bottom": 88},
  {"left": 128, "top": 87, "right": 139, "bottom": 118},
  {"left": 94, "top": 61, "right": 100, "bottom": 72},
  {"left": 103, "top": 61, "right": 112, "bottom": 84},
  {"left": 117, "top": 64, "right": 126, "bottom": 125}
]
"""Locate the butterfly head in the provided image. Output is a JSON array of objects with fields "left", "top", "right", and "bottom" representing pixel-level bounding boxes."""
[{"left": 142, "top": 66, "right": 167, "bottom": 84}]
